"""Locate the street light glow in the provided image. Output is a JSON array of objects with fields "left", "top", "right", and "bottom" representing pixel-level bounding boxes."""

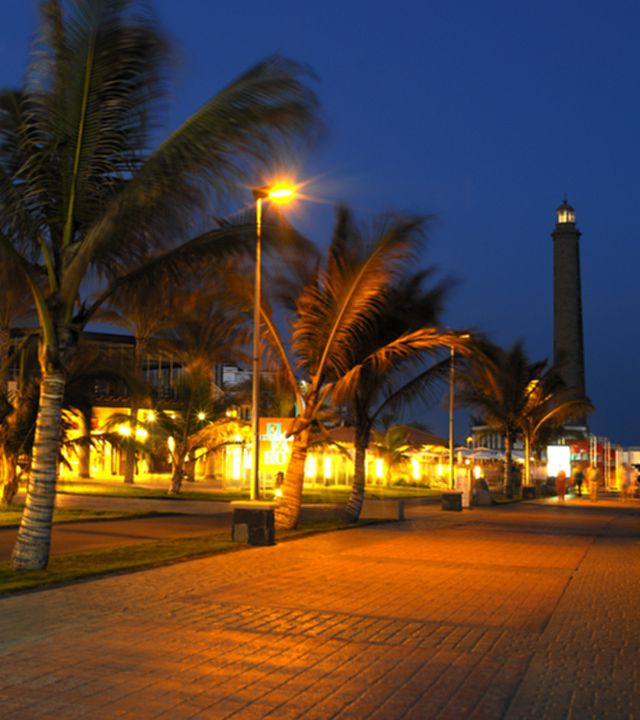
[{"left": 267, "top": 184, "right": 295, "bottom": 202}]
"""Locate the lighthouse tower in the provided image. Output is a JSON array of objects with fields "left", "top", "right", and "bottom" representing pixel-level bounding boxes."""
[{"left": 552, "top": 199, "right": 587, "bottom": 429}]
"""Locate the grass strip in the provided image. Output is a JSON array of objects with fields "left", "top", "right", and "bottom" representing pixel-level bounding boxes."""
[
  {"left": 0, "top": 506, "right": 174, "bottom": 528},
  {"left": 0, "top": 519, "right": 358, "bottom": 596},
  {"left": 56, "top": 481, "right": 245, "bottom": 502},
  {"left": 53, "top": 480, "right": 440, "bottom": 503}
]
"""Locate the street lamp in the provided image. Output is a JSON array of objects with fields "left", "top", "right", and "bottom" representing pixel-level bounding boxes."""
[
  {"left": 251, "top": 182, "right": 296, "bottom": 500},
  {"left": 449, "top": 346, "right": 455, "bottom": 489},
  {"left": 449, "top": 334, "right": 470, "bottom": 490}
]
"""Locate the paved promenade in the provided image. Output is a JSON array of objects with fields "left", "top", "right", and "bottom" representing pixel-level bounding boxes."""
[{"left": 0, "top": 498, "right": 638, "bottom": 719}]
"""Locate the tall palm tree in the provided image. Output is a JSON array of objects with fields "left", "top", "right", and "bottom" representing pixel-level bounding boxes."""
[
  {"left": 1, "top": 0, "right": 319, "bottom": 570},
  {"left": 457, "top": 342, "right": 533, "bottom": 496},
  {"left": 262, "top": 207, "right": 463, "bottom": 529},
  {"left": 96, "top": 286, "right": 174, "bottom": 483},
  {"left": 328, "top": 270, "right": 464, "bottom": 522},
  {"left": 145, "top": 366, "right": 217, "bottom": 495},
  {"left": 518, "top": 369, "right": 593, "bottom": 487},
  {"left": 457, "top": 341, "right": 592, "bottom": 495}
]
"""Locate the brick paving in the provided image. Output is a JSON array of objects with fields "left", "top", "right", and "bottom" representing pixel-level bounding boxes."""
[{"left": 0, "top": 498, "right": 638, "bottom": 719}]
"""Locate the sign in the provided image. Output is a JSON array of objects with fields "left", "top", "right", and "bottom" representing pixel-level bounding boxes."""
[{"left": 259, "top": 418, "right": 294, "bottom": 472}]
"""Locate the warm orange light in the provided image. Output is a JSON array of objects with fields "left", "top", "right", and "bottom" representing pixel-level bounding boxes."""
[{"left": 267, "top": 183, "right": 295, "bottom": 203}]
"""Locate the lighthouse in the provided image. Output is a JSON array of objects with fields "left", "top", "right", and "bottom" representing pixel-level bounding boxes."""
[{"left": 552, "top": 199, "right": 587, "bottom": 430}]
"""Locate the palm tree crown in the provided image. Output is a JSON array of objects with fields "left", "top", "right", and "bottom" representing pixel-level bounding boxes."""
[{"left": 2, "top": 0, "right": 319, "bottom": 570}]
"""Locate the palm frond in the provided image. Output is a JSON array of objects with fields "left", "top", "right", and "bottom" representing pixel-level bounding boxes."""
[
  {"left": 62, "top": 53, "right": 320, "bottom": 301},
  {"left": 293, "top": 210, "right": 424, "bottom": 382}
]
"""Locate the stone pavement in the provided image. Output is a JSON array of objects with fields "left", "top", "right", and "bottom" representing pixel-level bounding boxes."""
[{"left": 0, "top": 499, "right": 638, "bottom": 719}]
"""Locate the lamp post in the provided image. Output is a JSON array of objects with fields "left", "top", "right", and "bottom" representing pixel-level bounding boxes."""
[
  {"left": 448, "top": 334, "right": 470, "bottom": 490},
  {"left": 449, "top": 345, "right": 455, "bottom": 489},
  {"left": 250, "top": 183, "right": 295, "bottom": 501}
]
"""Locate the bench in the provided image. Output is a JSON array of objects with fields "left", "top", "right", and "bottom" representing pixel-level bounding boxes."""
[
  {"left": 359, "top": 499, "right": 405, "bottom": 520},
  {"left": 441, "top": 491, "right": 463, "bottom": 511},
  {"left": 230, "top": 502, "right": 276, "bottom": 546}
]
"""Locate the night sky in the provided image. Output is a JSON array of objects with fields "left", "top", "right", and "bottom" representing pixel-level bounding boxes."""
[{"left": 1, "top": 1, "right": 639, "bottom": 445}]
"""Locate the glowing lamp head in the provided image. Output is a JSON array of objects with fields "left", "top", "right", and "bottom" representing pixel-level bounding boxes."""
[
  {"left": 268, "top": 184, "right": 295, "bottom": 202},
  {"left": 253, "top": 182, "right": 296, "bottom": 204},
  {"left": 556, "top": 199, "right": 576, "bottom": 226},
  {"left": 197, "top": 412, "right": 206, "bottom": 421}
]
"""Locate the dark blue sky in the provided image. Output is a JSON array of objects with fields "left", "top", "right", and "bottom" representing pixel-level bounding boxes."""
[{"left": 2, "top": 1, "right": 639, "bottom": 444}]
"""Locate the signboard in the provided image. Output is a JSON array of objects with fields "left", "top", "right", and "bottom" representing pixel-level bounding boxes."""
[
  {"left": 547, "top": 445, "right": 571, "bottom": 477},
  {"left": 455, "top": 472, "right": 471, "bottom": 508},
  {"left": 259, "top": 419, "right": 294, "bottom": 474}
]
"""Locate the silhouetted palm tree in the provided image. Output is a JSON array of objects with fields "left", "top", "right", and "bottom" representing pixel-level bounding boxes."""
[
  {"left": 329, "top": 270, "right": 463, "bottom": 521},
  {"left": 457, "top": 341, "right": 592, "bottom": 494},
  {"left": 1, "top": 0, "right": 319, "bottom": 569},
  {"left": 518, "top": 368, "right": 593, "bottom": 487},
  {"left": 262, "top": 207, "right": 464, "bottom": 528},
  {"left": 97, "top": 285, "right": 174, "bottom": 483},
  {"left": 457, "top": 342, "right": 532, "bottom": 495}
]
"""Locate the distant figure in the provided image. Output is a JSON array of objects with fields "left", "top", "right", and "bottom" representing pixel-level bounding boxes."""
[
  {"left": 274, "top": 471, "right": 285, "bottom": 498},
  {"left": 556, "top": 470, "right": 567, "bottom": 502},
  {"left": 586, "top": 465, "right": 599, "bottom": 502},
  {"left": 573, "top": 466, "right": 584, "bottom": 497},
  {"left": 630, "top": 466, "right": 640, "bottom": 499},
  {"left": 620, "top": 463, "right": 632, "bottom": 502}
]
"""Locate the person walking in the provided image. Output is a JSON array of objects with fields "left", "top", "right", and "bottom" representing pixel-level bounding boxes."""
[
  {"left": 630, "top": 465, "right": 640, "bottom": 499},
  {"left": 573, "top": 466, "right": 585, "bottom": 497},
  {"left": 620, "top": 463, "right": 632, "bottom": 502},
  {"left": 556, "top": 470, "right": 567, "bottom": 502},
  {"left": 586, "top": 465, "right": 599, "bottom": 502}
]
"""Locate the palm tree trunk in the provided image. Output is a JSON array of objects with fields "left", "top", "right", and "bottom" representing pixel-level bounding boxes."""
[
  {"left": 123, "top": 401, "right": 138, "bottom": 484},
  {"left": 124, "top": 339, "right": 146, "bottom": 484},
  {"left": 524, "top": 433, "right": 531, "bottom": 487},
  {"left": 77, "top": 406, "right": 91, "bottom": 479},
  {"left": 503, "top": 433, "right": 513, "bottom": 497},
  {"left": 168, "top": 453, "right": 185, "bottom": 495},
  {"left": 0, "top": 451, "right": 20, "bottom": 506},
  {"left": 344, "top": 426, "right": 369, "bottom": 523},
  {"left": 11, "top": 370, "right": 66, "bottom": 570},
  {"left": 275, "top": 427, "right": 309, "bottom": 530},
  {"left": 0, "top": 326, "right": 9, "bottom": 395}
]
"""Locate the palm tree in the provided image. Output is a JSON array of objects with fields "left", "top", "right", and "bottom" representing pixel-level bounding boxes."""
[
  {"left": 96, "top": 288, "right": 173, "bottom": 483},
  {"left": 370, "top": 425, "right": 410, "bottom": 486},
  {"left": 0, "top": 380, "right": 38, "bottom": 507},
  {"left": 148, "top": 367, "right": 217, "bottom": 495},
  {"left": 328, "top": 270, "right": 463, "bottom": 522},
  {"left": 261, "top": 207, "right": 463, "bottom": 529},
  {"left": 152, "top": 278, "right": 250, "bottom": 491},
  {"left": 519, "top": 369, "right": 593, "bottom": 487},
  {"left": 1, "top": 0, "right": 318, "bottom": 570},
  {"left": 0, "top": 339, "right": 140, "bottom": 504},
  {"left": 457, "top": 342, "right": 533, "bottom": 496},
  {"left": 457, "top": 341, "right": 592, "bottom": 495},
  {"left": 157, "top": 275, "right": 250, "bottom": 387}
]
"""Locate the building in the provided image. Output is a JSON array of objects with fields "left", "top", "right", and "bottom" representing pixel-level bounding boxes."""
[{"left": 552, "top": 199, "right": 588, "bottom": 431}]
